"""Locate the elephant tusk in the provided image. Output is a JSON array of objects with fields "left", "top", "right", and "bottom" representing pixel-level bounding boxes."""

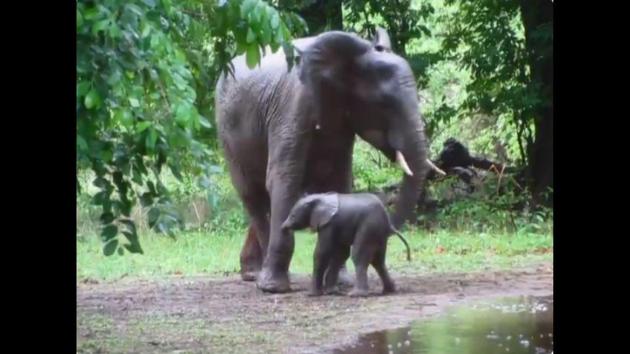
[
  {"left": 426, "top": 159, "right": 446, "bottom": 176},
  {"left": 396, "top": 151, "right": 414, "bottom": 176}
]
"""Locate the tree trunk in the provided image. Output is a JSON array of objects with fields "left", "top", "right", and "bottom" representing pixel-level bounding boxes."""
[
  {"left": 519, "top": 0, "right": 553, "bottom": 207},
  {"left": 297, "top": 0, "right": 343, "bottom": 35}
]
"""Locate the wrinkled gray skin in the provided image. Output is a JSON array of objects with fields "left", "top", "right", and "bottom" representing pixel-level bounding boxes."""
[
  {"left": 281, "top": 192, "right": 410, "bottom": 297},
  {"left": 216, "top": 28, "right": 429, "bottom": 293}
]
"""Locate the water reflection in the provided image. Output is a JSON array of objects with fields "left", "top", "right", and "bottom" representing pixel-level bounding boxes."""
[{"left": 334, "top": 295, "right": 553, "bottom": 354}]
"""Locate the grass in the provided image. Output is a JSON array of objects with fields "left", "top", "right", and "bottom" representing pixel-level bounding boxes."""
[{"left": 77, "top": 225, "right": 552, "bottom": 282}]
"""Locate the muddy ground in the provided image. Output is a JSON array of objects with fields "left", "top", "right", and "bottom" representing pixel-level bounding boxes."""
[{"left": 77, "top": 262, "right": 552, "bottom": 353}]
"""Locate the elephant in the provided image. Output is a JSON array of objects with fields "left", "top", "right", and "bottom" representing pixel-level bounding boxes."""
[
  {"left": 280, "top": 192, "right": 411, "bottom": 297},
  {"left": 215, "top": 27, "right": 437, "bottom": 293}
]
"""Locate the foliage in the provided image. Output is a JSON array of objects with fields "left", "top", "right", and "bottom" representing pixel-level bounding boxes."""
[
  {"left": 434, "top": 0, "right": 552, "bottom": 166},
  {"left": 352, "top": 141, "right": 400, "bottom": 191},
  {"left": 77, "top": 0, "right": 553, "bottom": 258},
  {"left": 77, "top": 0, "right": 305, "bottom": 256},
  {"left": 343, "top": 0, "right": 435, "bottom": 56},
  {"left": 425, "top": 172, "right": 552, "bottom": 234}
]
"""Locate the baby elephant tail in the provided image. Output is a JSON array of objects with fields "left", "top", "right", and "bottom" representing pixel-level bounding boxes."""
[{"left": 390, "top": 226, "right": 411, "bottom": 262}]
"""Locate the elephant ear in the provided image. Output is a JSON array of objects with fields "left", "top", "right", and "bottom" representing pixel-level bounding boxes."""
[
  {"left": 372, "top": 27, "right": 392, "bottom": 52},
  {"left": 309, "top": 193, "right": 339, "bottom": 230},
  {"left": 299, "top": 31, "right": 372, "bottom": 87}
]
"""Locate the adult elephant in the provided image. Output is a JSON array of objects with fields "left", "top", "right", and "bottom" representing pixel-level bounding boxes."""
[{"left": 215, "top": 28, "right": 434, "bottom": 293}]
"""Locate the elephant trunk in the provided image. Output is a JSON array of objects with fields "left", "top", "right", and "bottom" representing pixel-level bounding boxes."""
[{"left": 390, "top": 122, "right": 430, "bottom": 229}]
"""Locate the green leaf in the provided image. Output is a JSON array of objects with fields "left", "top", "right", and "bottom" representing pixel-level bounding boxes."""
[
  {"left": 109, "top": 23, "right": 122, "bottom": 38},
  {"left": 169, "top": 162, "right": 183, "bottom": 181},
  {"left": 101, "top": 148, "right": 113, "bottom": 163},
  {"left": 140, "top": 192, "right": 153, "bottom": 207},
  {"left": 261, "top": 22, "right": 271, "bottom": 43},
  {"left": 199, "top": 116, "right": 212, "bottom": 129},
  {"left": 274, "top": 25, "right": 284, "bottom": 44},
  {"left": 77, "top": 135, "right": 88, "bottom": 152},
  {"left": 119, "top": 198, "right": 133, "bottom": 217},
  {"left": 117, "top": 247, "right": 125, "bottom": 255},
  {"left": 129, "top": 97, "right": 140, "bottom": 108},
  {"left": 236, "top": 40, "right": 248, "bottom": 54},
  {"left": 103, "top": 239, "right": 119, "bottom": 256},
  {"left": 100, "top": 212, "right": 115, "bottom": 224},
  {"left": 270, "top": 40, "right": 280, "bottom": 52},
  {"left": 92, "top": 191, "right": 108, "bottom": 205},
  {"left": 77, "top": 9, "right": 83, "bottom": 29},
  {"left": 77, "top": 82, "right": 90, "bottom": 97},
  {"left": 122, "top": 230, "right": 143, "bottom": 254},
  {"left": 83, "top": 7, "right": 100, "bottom": 20},
  {"left": 175, "top": 104, "right": 192, "bottom": 126},
  {"left": 126, "top": 4, "right": 144, "bottom": 17},
  {"left": 241, "top": 0, "right": 257, "bottom": 18},
  {"left": 246, "top": 27, "right": 256, "bottom": 43},
  {"left": 84, "top": 89, "right": 101, "bottom": 109},
  {"left": 146, "top": 128, "right": 158, "bottom": 151},
  {"left": 119, "top": 219, "right": 137, "bottom": 235},
  {"left": 280, "top": 24, "right": 291, "bottom": 43},
  {"left": 115, "top": 110, "right": 133, "bottom": 128},
  {"left": 92, "top": 19, "right": 110, "bottom": 36},
  {"left": 124, "top": 242, "right": 144, "bottom": 254},
  {"left": 148, "top": 207, "right": 160, "bottom": 228},
  {"left": 251, "top": 2, "right": 263, "bottom": 25},
  {"left": 147, "top": 181, "right": 157, "bottom": 196},
  {"left": 142, "top": 0, "right": 156, "bottom": 8},
  {"left": 246, "top": 44, "right": 260, "bottom": 69},
  {"left": 101, "top": 224, "right": 118, "bottom": 242},
  {"left": 270, "top": 11, "right": 280, "bottom": 29},
  {"left": 136, "top": 121, "right": 151, "bottom": 132},
  {"left": 141, "top": 23, "right": 151, "bottom": 38}
]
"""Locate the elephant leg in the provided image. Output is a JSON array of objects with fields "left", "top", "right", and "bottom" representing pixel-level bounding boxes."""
[
  {"left": 309, "top": 148, "right": 355, "bottom": 287},
  {"left": 349, "top": 254, "right": 370, "bottom": 298},
  {"left": 239, "top": 188, "right": 270, "bottom": 281},
  {"left": 372, "top": 246, "right": 396, "bottom": 294},
  {"left": 257, "top": 183, "right": 300, "bottom": 293},
  {"left": 225, "top": 152, "right": 270, "bottom": 282},
  {"left": 323, "top": 245, "right": 350, "bottom": 294},
  {"left": 336, "top": 260, "right": 355, "bottom": 287},
  {"left": 348, "top": 246, "right": 372, "bottom": 297},
  {"left": 240, "top": 225, "right": 263, "bottom": 281},
  {"left": 310, "top": 237, "right": 333, "bottom": 296}
]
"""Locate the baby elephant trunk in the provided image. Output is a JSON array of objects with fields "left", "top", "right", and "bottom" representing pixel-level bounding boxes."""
[{"left": 390, "top": 226, "right": 411, "bottom": 262}]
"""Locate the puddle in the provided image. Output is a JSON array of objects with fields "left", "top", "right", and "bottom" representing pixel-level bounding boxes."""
[{"left": 334, "top": 295, "right": 553, "bottom": 354}]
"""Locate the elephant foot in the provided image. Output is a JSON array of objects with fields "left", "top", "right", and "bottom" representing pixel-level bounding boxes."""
[
  {"left": 240, "top": 225, "right": 263, "bottom": 282},
  {"left": 256, "top": 268, "right": 291, "bottom": 293},
  {"left": 382, "top": 285, "right": 396, "bottom": 295},
  {"left": 324, "top": 286, "right": 342, "bottom": 295},
  {"left": 307, "top": 288, "right": 323, "bottom": 297},
  {"left": 240, "top": 270, "right": 259, "bottom": 282},
  {"left": 348, "top": 288, "right": 369, "bottom": 297},
  {"left": 337, "top": 266, "right": 354, "bottom": 287}
]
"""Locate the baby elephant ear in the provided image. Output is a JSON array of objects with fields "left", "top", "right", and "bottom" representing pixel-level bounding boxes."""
[{"left": 310, "top": 193, "right": 339, "bottom": 229}]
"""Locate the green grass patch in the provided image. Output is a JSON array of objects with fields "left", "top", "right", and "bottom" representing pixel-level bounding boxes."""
[{"left": 77, "top": 225, "right": 552, "bottom": 282}]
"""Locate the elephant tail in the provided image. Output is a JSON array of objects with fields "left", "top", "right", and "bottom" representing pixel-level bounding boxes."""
[{"left": 390, "top": 226, "right": 411, "bottom": 262}]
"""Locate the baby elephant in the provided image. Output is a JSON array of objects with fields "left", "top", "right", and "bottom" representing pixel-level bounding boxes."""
[{"left": 281, "top": 192, "right": 411, "bottom": 297}]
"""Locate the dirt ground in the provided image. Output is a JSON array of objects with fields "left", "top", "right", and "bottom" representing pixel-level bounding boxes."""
[{"left": 77, "top": 262, "right": 553, "bottom": 353}]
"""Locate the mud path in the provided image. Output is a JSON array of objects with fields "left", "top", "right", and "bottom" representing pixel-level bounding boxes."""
[{"left": 77, "top": 262, "right": 552, "bottom": 353}]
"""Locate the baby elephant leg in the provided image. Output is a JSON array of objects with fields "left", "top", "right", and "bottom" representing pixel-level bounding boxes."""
[
  {"left": 324, "top": 246, "right": 350, "bottom": 294},
  {"left": 372, "top": 248, "right": 396, "bottom": 294},
  {"left": 310, "top": 232, "right": 334, "bottom": 296},
  {"left": 349, "top": 244, "right": 371, "bottom": 297}
]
